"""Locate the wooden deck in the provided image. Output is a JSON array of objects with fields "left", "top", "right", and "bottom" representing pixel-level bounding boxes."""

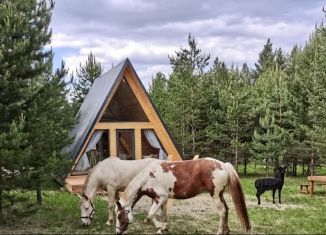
[{"left": 65, "top": 175, "right": 87, "bottom": 193}]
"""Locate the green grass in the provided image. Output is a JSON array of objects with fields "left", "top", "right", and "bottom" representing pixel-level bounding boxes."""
[{"left": 1, "top": 177, "right": 326, "bottom": 234}]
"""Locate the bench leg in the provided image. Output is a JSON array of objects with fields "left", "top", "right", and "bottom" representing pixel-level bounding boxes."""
[
  {"left": 309, "top": 181, "right": 314, "bottom": 196},
  {"left": 300, "top": 185, "right": 309, "bottom": 194}
]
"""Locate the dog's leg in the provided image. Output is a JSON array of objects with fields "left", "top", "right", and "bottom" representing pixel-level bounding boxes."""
[
  {"left": 272, "top": 189, "right": 276, "bottom": 204},
  {"left": 256, "top": 190, "right": 262, "bottom": 205},
  {"left": 278, "top": 188, "right": 282, "bottom": 204}
]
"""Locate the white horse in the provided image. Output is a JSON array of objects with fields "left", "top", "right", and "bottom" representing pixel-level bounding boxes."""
[
  {"left": 115, "top": 158, "right": 251, "bottom": 235},
  {"left": 78, "top": 157, "right": 162, "bottom": 226}
]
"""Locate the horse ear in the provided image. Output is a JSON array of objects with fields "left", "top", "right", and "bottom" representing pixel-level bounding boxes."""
[
  {"left": 77, "top": 193, "right": 83, "bottom": 199},
  {"left": 118, "top": 191, "right": 124, "bottom": 200}
]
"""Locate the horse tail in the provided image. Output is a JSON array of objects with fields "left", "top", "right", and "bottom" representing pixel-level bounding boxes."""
[{"left": 224, "top": 162, "right": 251, "bottom": 232}]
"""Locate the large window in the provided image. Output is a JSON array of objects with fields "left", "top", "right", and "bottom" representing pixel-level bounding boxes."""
[
  {"left": 141, "top": 129, "right": 167, "bottom": 160},
  {"left": 72, "top": 130, "right": 109, "bottom": 175},
  {"left": 117, "top": 129, "right": 135, "bottom": 160},
  {"left": 100, "top": 78, "right": 149, "bottom": 122}
]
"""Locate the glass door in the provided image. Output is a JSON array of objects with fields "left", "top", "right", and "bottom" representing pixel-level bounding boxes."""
[{"left": 117, "top": 129, "right": 135, "bottom": 160}]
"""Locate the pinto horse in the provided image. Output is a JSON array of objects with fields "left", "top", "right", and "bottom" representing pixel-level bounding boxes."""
[
  {"left": 255, "top": 166, "right": 287, "bottom": 205},
  {"left": 78, "top": 157, "right": 162, "bottom": 226},
  {"left": 115, "top": 158, "right": 251, "bottom": 235}
]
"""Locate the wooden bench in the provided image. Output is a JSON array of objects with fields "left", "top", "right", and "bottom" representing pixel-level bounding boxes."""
[
  {"left": 300, "top": 184, "right": 309, "bottom": 194},
  {"left": 307, "top": 176, "right": 326, "bottom": 196}
]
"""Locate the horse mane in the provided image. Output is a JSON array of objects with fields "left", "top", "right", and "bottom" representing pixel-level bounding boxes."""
[
  {"left": 82, "top": 167, "right": 95, "bottom": 194},
  {"left": 121, "top": 160, "right": 161, "bottom": 205}
]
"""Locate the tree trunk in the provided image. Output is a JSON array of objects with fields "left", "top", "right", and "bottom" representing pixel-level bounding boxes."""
[
  {"left": 191, "top": 124, "right": 196, "bottom": 155},
  {"left": 244, "top": 155, "right": 247, "bottom": 175},
  {"left": 292, "top": 156, "right": 297, "bottom": 177},
  {"left": 235, "top": 145, "right": 238, "bottom": 172},
  {"left": 0, "top": 188, "right": 3, "bottom": 216},
  {"left": 309, "top": 157, "right": 315, "bottom": 176},
  {"left": 0, "top": 170, "right": 2, "bottom": 215},
  {"left": 36, "top": 183, "right": 42, "bottom": 205}
]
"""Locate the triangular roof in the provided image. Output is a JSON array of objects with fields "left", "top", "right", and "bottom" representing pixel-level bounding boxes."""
[{"left": 68, "top": 58, "right": 182, "bottom": 162}]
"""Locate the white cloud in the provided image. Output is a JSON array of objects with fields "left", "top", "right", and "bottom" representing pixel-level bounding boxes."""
[
  {"left": 136, "top": 64, "right": 172, "bottom": 89},
  {"left": 63, "top": 55, "right": 88, "bottom": 75},
  {"left": 108, "top": 0, "right": 155, "bottom": 11},
  {"left": 51, "top": 0, "right": 325, "bottom": 87}
]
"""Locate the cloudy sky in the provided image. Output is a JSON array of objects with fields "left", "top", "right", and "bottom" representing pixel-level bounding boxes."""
[{"left": 50, "top": 0, "right": 326, "bottom": 88}]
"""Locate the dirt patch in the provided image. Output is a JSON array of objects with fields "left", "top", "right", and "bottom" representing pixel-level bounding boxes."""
[
  {"left": 245, "top": 195, "right": 307, "bottom": 210},
  {"left": 118, "top": 193, "right": 306, "bottom": 216},
  {"left": 99, "top": 193, "right": 306, "bottom": 215}
]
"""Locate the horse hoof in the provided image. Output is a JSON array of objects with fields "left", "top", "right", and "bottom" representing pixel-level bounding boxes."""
[
  {"left": 156, "top": 229, "right": 162, "bottom": 234},
  {"left": 106, "top": 219, "right": 113, "bottom": 225},
  {"left": 161, "top": 223, "right": 168, "bottom": 231},
  {"left": 144, "top": 218, "right": 150, "bottom": 224}
]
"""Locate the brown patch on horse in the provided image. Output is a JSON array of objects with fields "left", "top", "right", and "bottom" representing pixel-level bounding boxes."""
[
  {"left": 161, "top": 159, "right": 222, "bottom": 199},
  {"left": 149, "top": 171, "right": 156, "bottom": 178},
  {"left": 142, "top": 188, "right": 160, "bottom": 204},
  {"left": 132, "top": 188, "right": 160, "bottom": 207},
  {"left": 117, "top": 205, "right": 128, "bottom": 232}
]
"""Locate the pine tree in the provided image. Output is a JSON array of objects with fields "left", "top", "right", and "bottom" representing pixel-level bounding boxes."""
[
  {"left": 198, "top": 62, "right": 226, "bottom": 158},
  {"left": 0, "top": 0, "right": 53, "bottom": 132},
  {"left": 240, "top": 63, "right": 253, "bottom": 84},
  {"left": 0, "top": 0, "right": 54, "bottom": 210},
  {"left": 250, "top": 65, "right": 291, "bottom": 174},
  {"left": 167, "top": 34, "right": 210, "bottom": 157},
  {"left": 284, "top": 45, "right": 309, "bottom": 175},
  {"left": 225, "top": 68, "right": 253, "bottom": 172},
  {"left": 71, "top": 52, "right": 103, "bottom": 108},
  {"left": 25, "top": 62, "right": 75, "bottom": 205},
  {"left": 201, "top": 57, "right": 230, "bottom": 160},
  {"left": 307, "top": 24, "right": 326, "bottom": 160},
  {"left": 275, "top": 48, "right": 287, "bottom": 71},
  {"left": 254, "top": 38, "right": 275, "bottom": 80},
  {"left": 0, "top": 116, "right": 31, "bottom": 215},
  {"left": 251, "top": 107, "right": 286, "bottom": 176},
  {"left": 299, "top": 25, "right": 326, "bottom": 174},
  {"left": 149, "top": 72, "right": 168, "bottom": 121}
]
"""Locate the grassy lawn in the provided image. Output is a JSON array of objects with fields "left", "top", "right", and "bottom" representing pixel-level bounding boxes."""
[{"left": 1, "top": 176, "right": 326, "bottom": 234}]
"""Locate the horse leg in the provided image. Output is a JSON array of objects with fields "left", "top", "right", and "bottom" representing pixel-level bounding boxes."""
[
  {"left": 161, "top": 201, "right": 168, "bottom": 223},
  {"left": 143, "top": 199, "right": 167, "bottom": 225},
  {"left": 147, "top": 201, "right": 168, "bottom": 232},
  {"left": 145, "top": 198, "right": 168, "bottom": 234},
  {"left": 213, "top": 190, "right": 230, "bottom": 235},
  {"left": 143, "top": 199, "right": 154, "bottom": 224},
  {"left": 106, "top": 187, "right": 116, "bottom": 225},
  {"left": 272, "top": 189, "right": 276, "bottom": 204}
]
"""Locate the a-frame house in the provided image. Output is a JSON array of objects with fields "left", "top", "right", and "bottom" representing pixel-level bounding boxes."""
[{"left": 65, "top": 58, "right": 182, "bottom": 193}]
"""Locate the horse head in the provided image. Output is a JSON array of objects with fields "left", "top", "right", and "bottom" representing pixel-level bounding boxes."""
[
  {"left": 78, "top": 193, "right": 95, "bottom": 226},
  {"left": 115, "top": 200, "right": 133, "bottom": 235}
]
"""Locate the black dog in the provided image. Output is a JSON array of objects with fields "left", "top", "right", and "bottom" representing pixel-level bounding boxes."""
[{"left": 255, "top": 166, "right": 287, "bottom": 205}]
